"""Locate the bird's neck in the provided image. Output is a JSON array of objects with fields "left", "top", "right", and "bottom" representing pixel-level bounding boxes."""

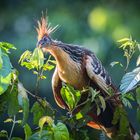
[{"left": 44, "top": 45, "right": 73, "bottom": 71}]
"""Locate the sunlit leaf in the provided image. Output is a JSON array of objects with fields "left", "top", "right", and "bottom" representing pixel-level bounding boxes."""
[
  {"left": 43, "top": 63, "right": 55, "bottom": 71},
  {"left": 30, "top": 48, "right": 44, "bottom": 69},
  {"left": 24, "top": 124, "right": 32, "bottom": 140},
  {"left": 0, "top": 53, "right": 12, "bottom": 95},
  {"left": 117, "top": 38, "right": 130, "bottom": 43},
  {"left": 4, "top": 118, "right": 13, "bottom": 123},
  {"left": 136, "top": 55, "right": 140, "bottom": 66},
  {"left": 66, "top": 84, "right": 81, "bottom": 105},
  {"left": 0, "top": 42, "right": 16, "bottom": 54},
  {"left": 0, "top": 48, "right": 3, "bottom": 69},
  {"left": 19, "top": 48, "right": 44, "bottom": 70},
  {"left": 110, "top": 61, "right": 123, "bottom": 67},
  {"left": 18, "top": 50, "right": 32, "bottom": 64},
  {"left": 120, "top": 67, "right": 140, "bottom": 93},
  {"left": 76, "top": 112, "right": 83, "bottom": 120},
  {"left": 60, "top": 85, "right": 75, "bottom": 110},
  {"left": 39, "top": 116, "right": 53, "bottom": 133}
]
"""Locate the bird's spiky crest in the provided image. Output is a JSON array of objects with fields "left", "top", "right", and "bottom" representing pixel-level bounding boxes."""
[{"left": 36, "top": 15, "right": 58, "bottom": 41}]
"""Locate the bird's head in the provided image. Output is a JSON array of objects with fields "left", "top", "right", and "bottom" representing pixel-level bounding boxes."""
[{"left": 36, "top": 16, "right": 58, "bottom": 52}]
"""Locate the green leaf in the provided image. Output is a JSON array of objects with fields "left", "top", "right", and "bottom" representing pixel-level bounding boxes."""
[
  {"left": 39, "top": 116, "right": 54, "bottom": 132},
  {"left": 22, "top": 98, "right": 29, "bottom": 125},
  {"left": 11, "top": 137, "right": 23, "bottom": 140},
  {"left": 96, "top": 104, "right": 101, "bottom": 116},
  {"left": 0, "top": 53, "right": 12, "bottom": 95},
  {"left": 0, "top": 90, "right": 9, "bottom": 114},
  {"left": 121, "top": 93, "right": 134, "bottom": 108},
  {"left": 89, "top": 87, "right": 99, "bottom": 102},
  {"left": 60, "top": 85, "right": 75, "bottom": 110},
  {"left": 31, "top": 98, "right": 54, "bottom": 125},
  {"left": 117, "top": 38, "right": 130, "bottom": 43},
  {"left": 110, "top": 61, "right": 123, "bottom": 67},
  {"left": 136, "top": 87, "right": 140, "bottom": 105},
  {"left": 99, "top": 95, "right": 106, "bottom": 111},
  {"left": 18, "top": 83, "right": 29, "bottom": 125},
  {"left": 18, "top": 50, "right": 32, "bottom": 64},
  {"left": 0, "top": 48, "right": 3, "bottom": 69},
  {"left": 43, "top": 63, "right": 55, "bottom": 71},
  {"left": 54, "top": 122, "right": 69, "bottom": 140},
  {"left": 4, "top": 118, "right": 13, "bottom": 123},
  {"left": 112, "top": 107, "right": 120, "bottom": 125},
  {"left": 0, "top": 130, "right": 8, "bottom": 138},
  {"left": 120, "top": 67, "right": 140, "bottom": 93},
  {"left": 123, "top": 92, "right": 135, "bottom": 101},
  {"left": 31, "top": 101, "right": 45, "bottom": 124},
  {"left": 24, "top": 124, "right": 32, "bottom": 140},
  {"left": 76, "top": 112, "right": 83, "bottom": 120},
  {"left": 137, "top": 108, "right": 140, "bottom": 123},
  {"left": 112, "top": 106, "right": 129, "bottom": 138},
  {"left": 0, "top": 42, "right": 16, "bottom": 54},
  {"left": 66, "top": 84, "right": 81, "bottom": 105},
  {"left": 28, "top": 130, "right": 53, "bottom": 140},
  {"left": 8, "top": 83, "right": 20, "bottom": 116},
  {"left": 119, "top": 112, "right": 129, "bottom": 137},
  {"left": 136, "top": 55, "right": 140, "bottom": 66},
  {"left": 30, "top": 48, "right": 44, "bottom": 69},
  {"left": 19, "top": 48, "right": 44, "bottom": 70},
  {"left": 121, "top": 97, "right": 132, "bottom": 108}
]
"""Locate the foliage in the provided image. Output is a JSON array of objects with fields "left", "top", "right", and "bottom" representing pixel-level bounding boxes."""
[
  {"left": 0, "top": 42, "right": 15, "bottom": 95},
  {"left": 1, "top": 37, "right": 140, "bottom": 140}
]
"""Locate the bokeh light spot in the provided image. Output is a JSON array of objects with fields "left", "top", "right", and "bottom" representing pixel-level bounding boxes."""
[
  {"left": 112, "top": 26, "right": 130, "bottom": 41},
  {"left": 88, "top": 7, "right": 108, "bottom": 32}
]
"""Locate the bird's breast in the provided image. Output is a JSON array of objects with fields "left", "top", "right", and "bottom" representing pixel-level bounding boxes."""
[
  {"left": 51, "top": 47, "right": 89, "bottom": 89},
  {"left": 58, "top": 62, "right": 89, "bottom": 90}
]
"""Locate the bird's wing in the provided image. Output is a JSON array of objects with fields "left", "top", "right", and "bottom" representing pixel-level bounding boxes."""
[
  {"left": 85, "top": 54, "right": 115, "bottom": 93},
  {"left": 52, "top": 67, "right": 67, "bottom": 109}
]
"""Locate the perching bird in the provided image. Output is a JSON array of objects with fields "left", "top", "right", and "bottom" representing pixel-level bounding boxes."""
[{"left": 36, "top": 16, "right": 139, "bottom": 140}]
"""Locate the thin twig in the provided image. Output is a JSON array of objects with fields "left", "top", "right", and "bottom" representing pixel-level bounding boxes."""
[
  {"left": 35, "top": 71, "right": 40, "bottom": 95},
  {"left": 25, "top": 88, "right": 56, "bottom": 115},
  {"left": 8, "top": 115, "right": 16, "bottom": 140}
]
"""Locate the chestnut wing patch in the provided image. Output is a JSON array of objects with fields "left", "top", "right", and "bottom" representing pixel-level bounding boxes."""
[{"left": 52, "top": 67, "right": 67, "bottom": 109}]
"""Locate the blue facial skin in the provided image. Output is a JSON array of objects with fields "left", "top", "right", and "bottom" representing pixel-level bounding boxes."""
[{"left": 37, "top": 35, "right": 52, "bottom": 48}]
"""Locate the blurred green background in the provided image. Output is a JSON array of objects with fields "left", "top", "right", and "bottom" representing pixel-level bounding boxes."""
[{"left": 0, "top": 0, "right": 140, "bottom": 138}]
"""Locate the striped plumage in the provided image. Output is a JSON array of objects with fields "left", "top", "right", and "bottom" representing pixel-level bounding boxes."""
[{"left": 36, "top": 16, "right": 139, "bottom": 140}]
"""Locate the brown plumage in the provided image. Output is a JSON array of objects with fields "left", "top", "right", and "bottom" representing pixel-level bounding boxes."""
[{"left": 36, "top": 16, "right": 139, "bottom": 140}]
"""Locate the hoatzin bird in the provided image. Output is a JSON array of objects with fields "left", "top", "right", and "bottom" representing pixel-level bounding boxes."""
[{"left": 36, "top": 16, "right": 139, "bottom": 140}]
